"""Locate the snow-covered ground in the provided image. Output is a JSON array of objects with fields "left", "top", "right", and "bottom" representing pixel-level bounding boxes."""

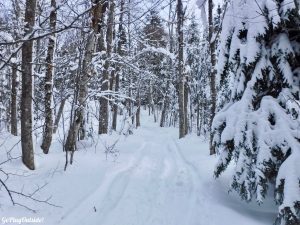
[{"left": 0, "top": 111, "right": 277, "bottom": 225}]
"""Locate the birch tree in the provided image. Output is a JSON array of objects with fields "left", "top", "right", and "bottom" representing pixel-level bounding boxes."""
[
  {"left": 112, "top": 0, "right": 126, "bottom": 131},
  {"left": 41, "top": 0, "right": 57, "bottom": 154},
  {"left": 65, "top": 0, "right": 105, "bottom": 153},
  {"left": 20, "top": 0, "right": 37, "bottom": 170},
  {"left": 99, "top": 0, "right": 115, "bottom": 134}
]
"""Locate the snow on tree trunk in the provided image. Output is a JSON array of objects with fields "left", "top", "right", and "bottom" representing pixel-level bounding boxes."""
[
  {"left": 65, "top": 32, "right": 96, "bottom": 151},
  {"left": 112, "top": 0, "right": 125, "bottom": 131},
  {"left": 136, "top": 90, "right": 141, "bottom": 127},
  {"left": 99, "top": 0, "right": 114, "bottom": 135},
  {"left": 208, "top": 0, "right": 217, "bottom": 155},
  {"left": 65, "top": 0, "right": 104, "bottom": 151},
  {"left": 184, "top": 77, "right": 189, "bottom": 135},
  {"left": 177, "top": 0, "right": 186, "bottom": 139},
  {"left": 41, "top": 0, "right": 57, "bottom": 154},
  {"left": 10, "top": 53, "right": 18, "bottom": 136},
  {"left": 21, "top": 0, "right": 37, "bottom": 170},
  {"left": 160, "top": 79, "right": 170, "bottom": 128}
]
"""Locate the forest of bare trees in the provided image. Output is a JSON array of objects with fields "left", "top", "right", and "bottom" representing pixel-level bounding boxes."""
[
  {"left": 0, "top": 0, "right": 216, "bottom": 169},
  {"left": 0, "top": 0, "right": 299, "bottom": 224}
]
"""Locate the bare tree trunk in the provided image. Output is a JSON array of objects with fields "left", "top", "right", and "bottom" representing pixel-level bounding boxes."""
[
  {"left": 11, "top": 53, "right": 18, "bottom": 136},
  {"left": 65, "top": 32, "right": 95, "bottom": 150},
  {"left": 208, "top": 0, "right": 216, "bottom": 155},
  {"left": 109, "top": 69, "right": 115, "bottom": 96},
  {"left": 10, "top": 0, "right": 21, "bottom": 136},
  {"left": 160, "top": 97, "right": 168, "bottom": 127},
  {"left": 189, "top": 94, "right": 193, "bottom": 133},
  {"left": 112, "top": 68, "right": 120, "bottom": 130},
  {"left": 65, "top": 0, "right": 105, "bottom": 152},
  {"left": 112, "top": 0, "right": 125, "bottom": 130},
  {"left": 177, "top": 0, "right": 185, "bottom": 139},
  {"left": 99, "top": 0, "right": 114, "bottom": 134},
  {"left": 160, "top": 0, "right": 174, "bottom": 128},
  {"left": 184, "top": 80, "right": 189, "bottom": 135},
  {"left": 21, "top": 0, "right": 37, "bottom": 170},
  {"left": 128, "top": 76, "right": 132, "bottom": 118},
  {"left": 41, "top": 0, "right": 57, "bottom": 154},
  {"left": 136, "top": 90, "right": 141, "bottom": 127},
  {"left": 196, "top": 94, "right": 200, "bottom": 136},
  {"left": 148, "top": 80, "right": 156, "bottom": 122},
  {"left": 53, "top": 96, "right": 68, "bottom": 134},
  {"left": 160, "top": 80, "right": 169, "bottom": 127}
]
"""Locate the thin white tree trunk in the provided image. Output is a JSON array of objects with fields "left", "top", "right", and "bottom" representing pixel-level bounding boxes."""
[
  {"left": 41, "top": 0, "right": 57, "bottom": 154},
  {"left": 99, "top": 0, "right": 114, "bottom": 134}
]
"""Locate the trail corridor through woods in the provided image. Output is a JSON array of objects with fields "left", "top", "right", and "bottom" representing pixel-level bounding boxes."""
[
  {"left": 2, "top": 114, "right": 276, "bottom": 225},
  {"left": 61, "top": 119, "right": 208, "bottom": 225}
]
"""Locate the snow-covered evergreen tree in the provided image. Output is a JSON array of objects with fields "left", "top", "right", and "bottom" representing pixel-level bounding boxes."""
[
  {"left": 140, "top": 10, "right": 168, "bottom": 115},
  {"left": 213, "top": 0, "right": 300, "bottom": 224},
  {"left": 186, "top": 15, "right": 210, "bottom": 136}
]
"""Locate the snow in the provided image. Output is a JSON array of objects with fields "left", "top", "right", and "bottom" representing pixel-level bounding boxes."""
[
  {"left": 134, "top": 46, "right": 176, "bottom": 61},
  {"left": 0, "top": 110, "right": 277, "bottom": 225},
  {"left": 280, "top": 0, "right": 297, "bottom": 18},
  {"left": 196, "top": 0, "right": 206, "bottom": 8},
  {"left": 0, "top": 31, "right": 14, "bottom": 43},
  {"left": 276, "top": 150, "right": 300, "bottom": 215}
]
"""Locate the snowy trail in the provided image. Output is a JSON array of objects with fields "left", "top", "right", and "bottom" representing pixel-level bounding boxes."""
[
  {"left": 59, "top": 142, "right": 148, "bottom": 225},
  {"left": 59, "top": 124, "right": 203, "bottom": 225},
  {"left": 1, "top": 112, "right": 277, "bottom": 225},
  {"left": 56, "top": 118, "right": 214, "bottom": 225},
  {"left": 55, "top": 116, "right": 276, "bottom": 225}
]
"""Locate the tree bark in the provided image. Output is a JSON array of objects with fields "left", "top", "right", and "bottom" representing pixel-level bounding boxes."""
[
  {"left": 189, "top": 93, "right": 193, "bottom": 133},
  {"left": 10, "top": 0, "right": 21, "bottom": 137},
  {"left": 21, "top": 0, "right": 37, "bottom": 170},
  {"left": 65, "top": 0, "right": 104, "bottom": 151},
  {"left": 112, "top": 0, "right": 125, "bottom": 130},
  {"left": 128, "top": 76, "right": 132, "bottom": 120},
  {"left": 196, "top": 93, "right": 200, "bottom": 136},
  {"left": 177, "top": 0, "right": 185, "bottom": 139},
  {"left": 160, "top": 80, "right": 169, "bottom": 127},
  {"left": 41, "top": 0, "right": 57, "bottom": 154},
  {"left": 53, "top": 96, "right": 68, "bottom": 134},
  {"left": 112, "top": 68, "right": 120, "bottom": 130},
  {"left": 160, "top": 0, "right": 174, "bottom": 128},
  {"left": 136, "top": 90, "right": 141, "bottom": 127},
  {"left": 65, "top": 32, "right": 95, "bottom": 151},
  {"left": 99, "top": 0, "right": 114, "bottom": 134},
  {"left": 10, "top": 54, "right": 18, "bottom": 136},
  {"left": 208, "top": 0, "right": 217, "bottom": 155},
  {"left": 148, "top": 80, "right": 156, "bottom": 122},
  {"left": 184, "top": 76, "right": 189, "bottom": 135}
]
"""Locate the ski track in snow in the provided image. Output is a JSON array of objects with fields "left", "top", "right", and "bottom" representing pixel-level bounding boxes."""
[
  {"left": 1, "top": 112, "right": 277, "bottom": 225},
  {"left": 59, "top": 123, "right": 210, "bottom": 225},
  {"left": 168, "top": 138, "right": 214, "bottom": 225},
  {"left": 59, "top": 141, "right": 148, "bottom": 225}
]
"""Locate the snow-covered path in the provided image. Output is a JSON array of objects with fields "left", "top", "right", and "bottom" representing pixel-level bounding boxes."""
[
  {"left": 56, "top": 115, "right": 276, "bottom": 225},
  {"left": 1, "top": 113, "right": 277, "bottom": 225},
  {"left": 60, "top": 124, "right": 207, "bottom": 225}
]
